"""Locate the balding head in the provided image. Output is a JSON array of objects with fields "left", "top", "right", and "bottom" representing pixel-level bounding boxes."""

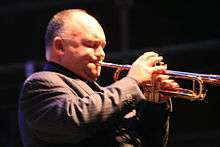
[
  {"left": 44, "top": 9, "right": 105, "bottom": 60},
  {"left": 44, "top": 9, "right": 106, "bottom": 82}
]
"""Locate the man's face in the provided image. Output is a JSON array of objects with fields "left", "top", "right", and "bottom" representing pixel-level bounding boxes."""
[{"left": 59, "top": 13, "right": 106, "bottom": 82}]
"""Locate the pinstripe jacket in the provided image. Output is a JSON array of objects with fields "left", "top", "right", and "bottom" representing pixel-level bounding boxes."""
[{"left": 18, "top": 62, "right": 170, "bottom": 147}]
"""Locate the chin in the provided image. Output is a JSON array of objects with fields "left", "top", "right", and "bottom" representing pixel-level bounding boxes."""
[
  {"left": 93, "top": 77, "right": 98, "bottom": 81},
  {"left": 88, "top": 76, "right": 98, "bottom": 82},
  {"left": 85, "top": 72, "right": 99, "bottom": 82},
  {"left": 92, "top": 73, "right": 99, "bottom": 80}
]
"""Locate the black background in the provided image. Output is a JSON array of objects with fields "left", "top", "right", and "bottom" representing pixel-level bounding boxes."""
[{"left": 0, "top": 0, "right": 220, "bottom": 146}]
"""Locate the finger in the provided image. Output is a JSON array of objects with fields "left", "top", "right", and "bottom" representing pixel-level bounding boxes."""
[
  {"left": 152, "top": 65, "right": 167, "bottom": 74},
  {"left": 161, "top": 80, "right": 180, "bottom": 89},
  {"left": 159, "top": 62, "right": 165, "bottom": 65},
  {"left": 143, "top": 51, "right": 159, "bottom": 58},
  {"left": 161, "top": 79, "right": 173, "bottom": 87},
  {"left": 170, "top": 82, "right": 180, "bottom": 89},
  {"left": 155, "top": 74, "right": 170, "bottom": 81},
  {"left": 147, "top": 56, "right": 164, "bottom": 66},
  {"left": 141, "top": 52, "right": 159, "bottom": 61}
]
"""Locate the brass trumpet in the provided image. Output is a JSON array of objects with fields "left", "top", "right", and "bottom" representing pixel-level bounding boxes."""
[{"left": 98, "top": 61, "right": 220, "bottom": 101}]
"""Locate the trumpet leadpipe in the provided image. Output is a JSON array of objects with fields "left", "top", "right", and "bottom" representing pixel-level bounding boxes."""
[{"left": 98, "top": 61, "right": 131, "bottom": 70}]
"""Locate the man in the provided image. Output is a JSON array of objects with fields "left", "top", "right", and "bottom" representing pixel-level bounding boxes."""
[{"left": 18, "top": 9, "right": 178, "bottom": 147}]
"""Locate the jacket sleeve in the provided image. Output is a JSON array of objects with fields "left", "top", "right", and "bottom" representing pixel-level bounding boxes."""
[{"left": 19, "top": 72, "right": 145, "bottom": 143}]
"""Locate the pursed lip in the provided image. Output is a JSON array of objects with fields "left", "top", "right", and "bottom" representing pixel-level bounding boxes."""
[{"left": 91, "top": 60, "right": 102, "bottom": 67}]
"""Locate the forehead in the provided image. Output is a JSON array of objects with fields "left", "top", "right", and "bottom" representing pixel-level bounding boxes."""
[{"left": 64, "top": 12, "right": 106, "bottom": 41}]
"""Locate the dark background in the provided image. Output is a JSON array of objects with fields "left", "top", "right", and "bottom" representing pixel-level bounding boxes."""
[{"left": 0, "top": 0, "right": 220, "bottom": 147}]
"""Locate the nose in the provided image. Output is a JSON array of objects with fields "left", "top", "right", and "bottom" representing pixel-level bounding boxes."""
[{"left": 95, "top": 47, "right": 105, "bottom": 61}]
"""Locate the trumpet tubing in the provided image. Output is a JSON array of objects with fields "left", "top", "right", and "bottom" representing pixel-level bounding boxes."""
[{"left": 98, "top": 61, "right": 220, "bottom": 101}]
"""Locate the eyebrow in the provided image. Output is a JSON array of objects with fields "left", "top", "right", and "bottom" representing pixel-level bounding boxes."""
[{"left": 82, "top": 38, "right": 106, "bottom": 48}]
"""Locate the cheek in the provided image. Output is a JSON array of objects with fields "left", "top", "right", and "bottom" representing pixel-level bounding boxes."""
[
  {"left": 64, "top": 50, "right": 77, "bottom": 62},
  {"left": 73, "top": 47, "right": 94, "bottom": 56},
  {"left": 61, "top": 48, "right": 80, "bottom": 67},
  {"left": 63, "top": 47, "right": 95, "bottom": 69},
  {"left": 81, "top": 48, "right": 95, "bottom": 59}
]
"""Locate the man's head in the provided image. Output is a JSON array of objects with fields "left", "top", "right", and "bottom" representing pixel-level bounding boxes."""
[{"left": 45, "top": 9, "right": 106, "bottom": 82}]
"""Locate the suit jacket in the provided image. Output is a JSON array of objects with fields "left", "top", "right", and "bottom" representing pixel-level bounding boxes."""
[{"left": 18, "top": 62, "right": 170, "bottom": 147}]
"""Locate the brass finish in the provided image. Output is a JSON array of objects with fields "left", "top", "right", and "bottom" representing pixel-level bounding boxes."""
[{"left": 98, "top": 61, "right": 220, "bottom": 101}]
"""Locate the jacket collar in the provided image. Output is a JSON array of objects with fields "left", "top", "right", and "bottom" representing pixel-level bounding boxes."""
[
  {"left": 43, "top": 61, "right": 83, "bottom": 80},
  {"left": 43, "top": 61, "right": 101, "bottom": 90}
]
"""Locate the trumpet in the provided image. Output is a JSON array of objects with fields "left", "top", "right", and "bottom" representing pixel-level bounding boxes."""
[{"left": 98, "top": 61, "right": 220, "bottom": 101}]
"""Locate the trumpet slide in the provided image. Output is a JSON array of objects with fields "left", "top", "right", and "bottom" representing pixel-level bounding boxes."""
[{"left": 98, "top": 61, "right": 220, "bottom": 101}]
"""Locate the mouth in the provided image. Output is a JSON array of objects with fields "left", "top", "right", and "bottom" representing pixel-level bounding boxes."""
[{"left": 90, "top": 60, "right": 102, "bottom": 67}]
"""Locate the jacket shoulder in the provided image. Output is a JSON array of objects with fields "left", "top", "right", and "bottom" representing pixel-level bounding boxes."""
[{"left": 24, "top": 71, "right": 72, "bottom": 85}]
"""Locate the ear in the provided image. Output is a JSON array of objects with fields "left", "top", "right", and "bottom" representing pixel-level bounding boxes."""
[{"left": 53, "top": 36, "right": 65, "bottom": 58}]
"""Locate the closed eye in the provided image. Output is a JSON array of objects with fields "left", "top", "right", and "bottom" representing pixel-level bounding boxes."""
[
  {"left": 82, "top": 39, "right": 106, "bottom": 49},
  {"left": 83, "top": 40, "right": 100, "bottom": 48}
]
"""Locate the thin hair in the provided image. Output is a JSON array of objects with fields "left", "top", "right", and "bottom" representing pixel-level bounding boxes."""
[{"left": 44, "top": 9, "right": 87, "bottom": 49}]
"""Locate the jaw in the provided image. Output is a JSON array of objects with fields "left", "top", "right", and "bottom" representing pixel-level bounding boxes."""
[
  {"left": 84, "top": 63, "right": 101, "bottom": 81},
  {"left": 72, "top": 62, "right": 100, "bottom": 82}
]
